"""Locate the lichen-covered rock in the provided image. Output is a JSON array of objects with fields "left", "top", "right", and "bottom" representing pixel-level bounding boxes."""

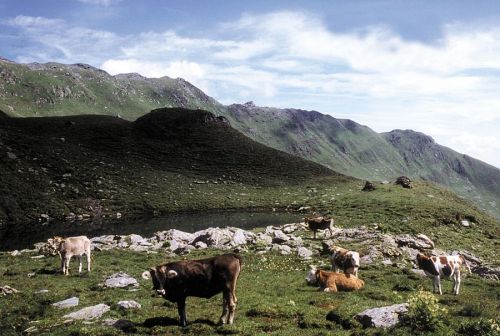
[
  {"left": 63, "top": 304, "right": 110, "bottom": 320},
  {"left": 395, "top": 234, "right": 434, "bottom": 250},
  {"left": 103, "top": 272, "right": 138, "bottom": 288},
  {"left": 117, "top": 300, "right": 141, "bottom": 309},
  {"left": 355, "top": 303, "right": 408, "bottom": 328},
  {"left": 52, "top": 297, "right": 79, "bottom": 309},
  {"left": 297, "top": 247, "right": 313, "bottom": 259}
]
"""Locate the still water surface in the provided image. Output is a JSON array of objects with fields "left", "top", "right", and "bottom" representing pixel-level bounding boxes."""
[{"left": 0, "top": 211, "right": 301, "bottom": 251}]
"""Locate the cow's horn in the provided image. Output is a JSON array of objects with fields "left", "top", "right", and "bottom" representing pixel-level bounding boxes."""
[
  {"left": 141, "top": 270, "right": 151, "bottom": 280},
  {"left": 167, "top": 270, "right": 178, "bottom": 278}
]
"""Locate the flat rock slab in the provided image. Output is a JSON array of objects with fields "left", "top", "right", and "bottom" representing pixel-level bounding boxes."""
[
  {"left": 63, "top": 304, "right": 110, "bottom": 320},
  {"left": 104, "top": 272, "right": 138, "bottom": 288},
  {"left": 356, "top": 303, "right": 408, "bottom": 328},
  {"left": 52, "top": 297, "right": 79, "bottom": 309},
  {"left": 117, "top": 300, "right": 141, "bottom": 309}
]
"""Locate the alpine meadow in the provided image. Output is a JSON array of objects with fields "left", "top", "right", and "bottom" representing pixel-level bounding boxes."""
[{"left": 0, "top": 1, "right": 499, "bottom": 336}]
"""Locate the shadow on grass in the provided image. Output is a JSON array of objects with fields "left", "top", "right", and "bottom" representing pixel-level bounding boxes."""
[{"left": 143, "top": 317, "right": 219, "bottom": 328}]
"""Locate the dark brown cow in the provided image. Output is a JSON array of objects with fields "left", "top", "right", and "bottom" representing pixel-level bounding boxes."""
[
  {"left": 143, "top": 253, "right": 242, "bottom": 326},
  {"left": 304, "top": 216, "right": 334, "bottom": 239}
]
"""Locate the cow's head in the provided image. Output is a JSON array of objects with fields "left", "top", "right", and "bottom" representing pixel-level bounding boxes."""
[
  {"left": 343, "top": 251, "right": 360, "bottom": 274},
  {"left": 305, "top": 265, "right": 318, "bottom": 285},
  {"left": 142, "top": 265, "right": 179, "bottom": 296}
]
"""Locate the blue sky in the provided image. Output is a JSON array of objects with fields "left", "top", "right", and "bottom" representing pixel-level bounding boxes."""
[{"left": 1, "top": 0, "right": 500, "bottom": 167}]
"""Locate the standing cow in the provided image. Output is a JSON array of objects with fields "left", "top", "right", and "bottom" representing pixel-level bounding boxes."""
[
  {"left": 304, "top": 216, "right": 334, "bottom": 239},
  {"left": 330, "top": 246, "right": 360, "bottom": 277},
  {"left": 48, "top": 236, "right": 91, "bottom": 275},
  {"left": 416, "top": 253, "right": 470, "bottom": 295},
  {"left": 143, "top": 253, "right": 242, "bottom": 327}
]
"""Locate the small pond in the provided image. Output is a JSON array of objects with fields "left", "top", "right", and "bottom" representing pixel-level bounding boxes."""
[{"left": 0, "top": 211, "right": 302, "bottom": 251}]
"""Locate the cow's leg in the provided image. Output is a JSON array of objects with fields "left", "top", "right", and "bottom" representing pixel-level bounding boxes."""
[
  {"left": 227, "top": 290, "right": 237, "bottom": 325},
  {"left": 64, "top": 256, "right": 71, "bottom": 275},
  {"left": 454, "top": 269, "right": 461, "bottom": 295},
  {"left": 177, "top": 298, "right": 187, "bottom": 327},
  {"left": 313, "top": 230, "right": 317, "bottom": 240},
  {"left": 86, "top": 250, "right": 91, "bottom": 272},
  {"left": 219, "top": 291, "right": 230, "bottom": 325},
  {"left": 61, "top": 256, "right": 66, "bottom": 275},
  {"left": 434, "top": 276, "right": 442, "bottom": 295},
  {"left": 78, "top": 255, "right": 82, "bottom": 273}
]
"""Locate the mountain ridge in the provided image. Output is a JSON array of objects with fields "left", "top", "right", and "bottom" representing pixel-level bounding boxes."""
[{"left": 1, "top": 58, "right": 498, "bottom": 217}]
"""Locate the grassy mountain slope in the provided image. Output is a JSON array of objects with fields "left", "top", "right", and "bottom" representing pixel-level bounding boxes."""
[
  {"left": 1, "top": 59, "right": 498, "bottom": 218},
  {"left": 0, "top": 107, "right": 497, "bottom": 237}
]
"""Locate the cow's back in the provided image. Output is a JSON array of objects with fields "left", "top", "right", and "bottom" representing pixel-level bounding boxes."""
[{"left": 61, "top": 236, "right": 90, "bottom": 254}]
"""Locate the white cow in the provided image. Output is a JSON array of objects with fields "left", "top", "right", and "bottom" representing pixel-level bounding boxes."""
[{"left": 49, "top": 236, "right": 91, "bottom": 275}]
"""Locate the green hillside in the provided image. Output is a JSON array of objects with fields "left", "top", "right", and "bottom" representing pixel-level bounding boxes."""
[{"left": 1, "top": 59, "right": 498, "bottom": 218}]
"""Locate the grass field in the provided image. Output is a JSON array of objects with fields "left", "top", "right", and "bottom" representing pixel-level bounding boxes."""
[{"left": 0, "top": 248, "right": 498, "bottom": 336}]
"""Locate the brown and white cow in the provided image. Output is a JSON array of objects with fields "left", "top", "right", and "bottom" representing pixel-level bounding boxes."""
[
  {"left": 48, "top": 236, "right": 91, "bottom": 275},
  {"left": 304, "top": 216, "right": 334, "bottom": 239},
  {"left": 416, "top": 253, "right": 470, "bottom": 295},
  {"left": 330, "top": 246, "right": 360, "bottom": 277},
  {"left": 305, "top": 267, "right": 364, "bottom": 292},
  {"left": 142, "top": 253, "right": 242, "bottom": 327}
]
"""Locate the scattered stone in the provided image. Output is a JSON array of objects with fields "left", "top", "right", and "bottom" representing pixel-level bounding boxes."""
[
  {"left": 395, "top": 176, "right": 412, "bottom": 189},
  {"left": 355, "top": 303, "right": 409, "bottom": 328},
  {"left": 52, "top": 297, "right": 79, "bottom": 309},
  {"left": 297, "top": 246, "right": 313, "bottom": 259},
  {"left": 10, "top": 250, "right": 20, "bottom": 256},
  {"left": 362, "top": 181, "right": 376, "bottom": 191},
  {"left": 461, "top": 220, "right": 470, "bottom": 227},
  {"left": 297, "top": 206, "right": 311, "bottom": 212},
  {"left": 103, "top": 319, "right": 136, "bottom": 332},
  {"left": 103, "top": 272, "right": 139, "bottom": 288},
  {"left": 233, "top": 229, "right": 247, "bottom": 245},
  {"left": 63, "top": 304, "right": 110, "bottom": 320},
  {"left": 272, "top": 244, "right": 292, "bottom": 255},
  {"left": 117, "top": 300, "right": 141, "bottom": 310},
  {"left": 0, "top": 285, "right": 19, "bottom": 295},
  {"left": 6, "top": 152, "right": 17, "bottom": 160},
  {"left": 35, "top": 289, "right": 50, "bottom": 294},
  {"left": 395, "top": 234, "right": 434, "bottom": 250}
]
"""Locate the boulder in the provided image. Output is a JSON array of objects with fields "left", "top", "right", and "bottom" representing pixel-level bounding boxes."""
[
  {"left": 395, "top": 234, "right": 434, "bottom": 250},
  {"left": 233, "top": 229, "right": 247, "bottom": 245},
  {"left": 192, "top": 228, "right": 233, "bottom": 248},
  {"left": 362, "top": 181, "right": 376, "bottom": 191},
  {"left": 297, "top": 247, "right": 313, "bottom": 259},
  {"left": 0, "top": 285, "right": 19, "bottom": 296},
  {"left": 395, "top": 176, "right": 412, "bottom": 189},
  {"left": 52, "top": 297, "right": 79, "bottom": 309},
  {"left": 63, "top": 304, "right": 110, "bottom": 320},
  {"left": 117, "top": 300, "right": 141, "bottom": 309},
  {"left": 126, "top": 234, "right": 145, "bottom": 245},
  {"left": 103, "top": 319, "right": 136, "bottom": 332},
  {"left": 103, "top": 272, "right": 139, "bottom": 288},
  {"left": 355, "top": 303, "right": 408, "bottom": 328},
  {"left": 272, "top": 244, "right": 292, "bottom": 255}
]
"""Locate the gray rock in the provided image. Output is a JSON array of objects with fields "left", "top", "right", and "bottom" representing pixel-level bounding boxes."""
[
  {"left": 410, "top": 269, "right": 428, "bottom": 278},
  {"left": 117, "top": 300, "right": 141, "bottom": 309},
  {"left": 461, "top": 220, "right": 470, "bottom": 227},
  {"left": 104, "top": 272, "right": 139, "bottom": 288},
  {"left": 10, "top": 250, "right": 20, "bottom": 256},
  {"left": 356, "top": 303, "right": 408, "bottom": 328},
  {"left": 194, "top": 241, "right": 208, "bottom": 249},
  {"left": 103, "top": 319, "right": 136, "bottom": 331},
  {"left": 272, "top": 244, "right": 292, "bottom": 255},
  {"left": 255, "top": 233, "right": 273, "bottom": 246},
  {"left": 35, "top": 289, "right": 50, "bottom": 294},
  {"left": 297, "top": 247, "right": 313, "bottom": 259},
  {"left": 271, "top": 230, "right": 289, "bottom": 244},
  {"left": 6, "top": 152, "right": 17, "bottom": 160},
  {"left": 192, "top": 228, "right": 232, "bottom": 247},
  {"left": 63, "top": 303, "right": 110, "bottom": 320},
  {"left": 127, "top": 234, "right": 145, "bottom": 245},
  {"left": 0, "top": 285, "right": 19, "bottom": 295},
  {"left": 233, "top": 229, "right": 247, "bottom": 245},
  {"left": 395, "top": 234, "right": 434, "bottom": 250},
  {"left": 52, "top": 297, "right": 79, "bottom": 309}
]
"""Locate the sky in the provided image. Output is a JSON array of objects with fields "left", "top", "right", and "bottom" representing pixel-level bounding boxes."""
[{"left": 1, "top": 0, "right": 499, "bottom": 167}]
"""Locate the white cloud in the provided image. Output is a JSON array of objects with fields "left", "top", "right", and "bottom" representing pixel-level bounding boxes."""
[
  {"left": 4, "top": 11, "right": 500, "bottom": 166},
  {"left": 77, "top": 0, "right": 122, "bottom": 6}
]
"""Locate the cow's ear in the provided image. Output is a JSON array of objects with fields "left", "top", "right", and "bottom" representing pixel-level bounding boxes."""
[
  {"left": 167, "top": 270, "right": 178, "bottom": 278},
  {"left": 142, "top": 269, "right": 153, "bottom": 280}
]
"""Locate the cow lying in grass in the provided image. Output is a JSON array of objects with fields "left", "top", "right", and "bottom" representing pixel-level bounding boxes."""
[
  {"left": 306, "top": 267, "right": 364, "bottom": 292},
  {"left": 330, "top": 245, "right": 360, "bottom": 277},
  {"left": 48, "top": 236, "right": 91, "bottom": 275},
  {"left": 304, "top": 216, "right": 334, "bottom": 239},
  {"left": 143, "top": 253, "right": 242, "bottom": 327},
  {"left": 416, "top": 253, "right": 470, "bottom": 295}
]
